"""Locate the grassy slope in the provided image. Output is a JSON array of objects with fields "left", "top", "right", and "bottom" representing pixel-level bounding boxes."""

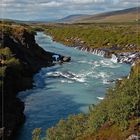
[
  {"left": 44, "top": 23, "right": 140, "bottom": 53},
  {"left": 78, "top": 13, "right": 139, "bottom": 23},
  {"left": 67, "top": 7, "right": 140, "bottom": 23}
]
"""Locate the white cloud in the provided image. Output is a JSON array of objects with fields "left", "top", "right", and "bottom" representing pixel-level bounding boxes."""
[
  {"left": 1, "top": 0, "right": 15, "bottom": 2},
  {"left": 40, "top": 1, "right": 63, "bottom": 7},
  {"left": 71, "top": 0, "right": 94, "bottom": 4},
  {"left": 0, "top": 0, "right": 139, "bottom": 20}
]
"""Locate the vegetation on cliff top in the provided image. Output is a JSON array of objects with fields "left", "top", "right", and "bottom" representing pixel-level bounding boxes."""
[
  {"left": 0, "top": 21, "right": 35, "bottom": 36},
  {"left": 0, "top": 23, "right": 31, "bottom": 90},
  {"left": 0, "top": 22, "right": 54, "bottom": 93},
  {"left": 0, "top": 47, "right": 21, "bottom": 89},
  {"left": 44, "top": 23, "right": 140, "bottom": 53}
]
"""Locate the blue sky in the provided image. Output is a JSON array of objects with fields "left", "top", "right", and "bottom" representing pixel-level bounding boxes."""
[{"left": 0, "top": 0, "right": 139, "bottom": 21}]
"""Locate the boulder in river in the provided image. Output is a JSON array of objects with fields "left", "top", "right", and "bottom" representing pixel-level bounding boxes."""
[{"left": 62, "top": 56, "right": 71, "bottom": 62}]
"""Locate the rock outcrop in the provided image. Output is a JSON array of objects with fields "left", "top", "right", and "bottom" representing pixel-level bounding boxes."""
[
  {"left": 58, "top": 36, "right": 140, "bottom": 65},
  {"left": 74, "top": 45, "right": 140, "bottom": 65},
  {"left": 112, "top": 52, "right": 140, "bottom": 65},
  {"left": 0, "top": 26, "right": 70, "bottom": 140},
  {"left": 52, "top": 55, "right": 71, "bottom": 63}
]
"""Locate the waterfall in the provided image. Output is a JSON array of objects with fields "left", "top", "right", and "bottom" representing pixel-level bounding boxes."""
[
  {"left": 74, "top": 46, "right": 107, "bottom": 57},
  {"left": 111, "top": 54, "right": 118, "bottom": 63},
  {"left": 73, "top": 45, "right": 139, "bottom": 65},
  {"left": 92, "top": 49, "right": 105, "bottom": 57}
]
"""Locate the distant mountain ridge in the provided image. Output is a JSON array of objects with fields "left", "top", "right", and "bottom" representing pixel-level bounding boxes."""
[
  {"left": 1, "top": 7, "right": 139, "bottom": 23},
  {"left": 58, "top": 7, "right": 140, "bottom": 23},
  {"left": 57, "top": 14, "right": 89, "bottom": 22}
]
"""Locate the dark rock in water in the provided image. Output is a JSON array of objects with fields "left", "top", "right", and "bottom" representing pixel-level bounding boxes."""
[
  {"left": 103, "top": 51, "right": 112, "bottom": 58},
  {"left": 107, "top": 80, "right": 115, "bottom": 83},
  {"left": 52, "top": 55, "right": 71, "bottom": 63},
  {"left": 62, "top": 56, "right": 71, "bottom": 62}
]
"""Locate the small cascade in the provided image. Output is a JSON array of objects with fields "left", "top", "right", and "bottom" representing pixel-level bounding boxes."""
[
  {"left": 85, "top": 48, "right": 88, "bottom": 52},
  {"left": 89, "top": 48, "right": 93, "bottom": 53},
  {"left": 74, "top": 46, "right": 140, "bottom": 65},
  {"left": 74, "top": 46, "right": 107, "bottom": 57},
  {"left": 92, "top": 49, "right": 106, "bottom": 57},
  {"left": 117, "top": 52, "right": 140, "bottom": 65},
  {"left": 74, "top": 46, "right": 133, "bottom": 65},
  {"left": 111, "top": 54, "right": 118, "bottom": 63}
]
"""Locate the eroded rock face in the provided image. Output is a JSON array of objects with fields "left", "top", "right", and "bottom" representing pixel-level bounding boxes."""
[
  {"left": 3, "top": 33, "right": 54, "bottom": 72},
  {"left": 73, "top": 45, "right": 140, "bottom": 65},
  {"left": 0, "top": 29, "right": 71, "bottom": 140},
  {"left": 0, "top": 30, "right": 52, "bottom": 140}
]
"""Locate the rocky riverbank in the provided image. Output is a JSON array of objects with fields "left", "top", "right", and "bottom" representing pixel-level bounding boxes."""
[
  {"left": 69, "top": 45, "right": 140, "bottom": 65},
  {"left": 49, "top": 32, "right": 140, "bottom": 65},
  {"left": 0, "top": 25, "right": 70, "bottom": 140}
]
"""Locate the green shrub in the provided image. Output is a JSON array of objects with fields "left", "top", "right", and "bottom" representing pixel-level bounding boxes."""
[
  {"left": 33, "top": 61, "right": 140, "bottom": 140},
  {"left": 32, "top": 128, "right": 42, "bottom": 140},
  {"left": 45, "top": 24, "right": 140, "bottom": 52}
]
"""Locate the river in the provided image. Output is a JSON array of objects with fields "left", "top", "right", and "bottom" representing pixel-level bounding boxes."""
[{"left": 16, "top": 32, "right": 130, "bottom": 139}]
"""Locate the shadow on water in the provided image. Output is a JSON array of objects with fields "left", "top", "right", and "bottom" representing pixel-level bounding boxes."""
[
  {"left": 16, "top": 91, "right": 88, "bottom": 140},
  {"left": 16, "top": 65, "right": 89, "bottom": 140}
]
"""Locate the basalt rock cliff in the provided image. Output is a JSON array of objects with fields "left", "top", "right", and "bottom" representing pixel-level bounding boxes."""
[{"left": 0, "top": 24, "right": 70, "bottom": 140}]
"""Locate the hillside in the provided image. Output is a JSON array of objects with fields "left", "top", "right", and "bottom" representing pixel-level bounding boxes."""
[
  {"left": 60, "top": 7, "right": 140, "bottom": 23},
  {"left": 57, "top": 14, "right": 89, "bottom": 22},
  {"left": 45, "top": 23, "right": 140, "bottom": 54}
]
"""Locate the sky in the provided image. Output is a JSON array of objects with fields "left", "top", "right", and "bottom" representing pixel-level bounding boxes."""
[{"left": 0, "top": 0, "right": 139, "bottom": 21}]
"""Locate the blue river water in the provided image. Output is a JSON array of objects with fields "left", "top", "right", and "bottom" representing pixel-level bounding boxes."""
[{"left": 16, "top": 32, "right": 130, "bottom": 140}]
